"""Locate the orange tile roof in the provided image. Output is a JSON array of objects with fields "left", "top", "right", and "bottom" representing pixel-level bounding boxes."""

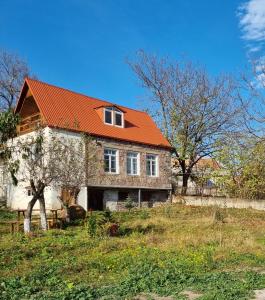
[
  {"left": 195, "top": 158, "right": 220, "bottom": 170},
  {"left": 16, "top": 78, "right": 172, "bottom": 149}
]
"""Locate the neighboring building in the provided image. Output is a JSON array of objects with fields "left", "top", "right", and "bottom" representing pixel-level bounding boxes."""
[
  {"left": 6, "top": 78, "right": 172, "bottom": 211},
  {"left": 172, "top": 157, "right": 220, "bottom": 195}
]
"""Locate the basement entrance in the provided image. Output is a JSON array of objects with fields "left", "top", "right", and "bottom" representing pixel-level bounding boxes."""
[{"left": 88, "top": 189, "right": 104, "bottom": 211}]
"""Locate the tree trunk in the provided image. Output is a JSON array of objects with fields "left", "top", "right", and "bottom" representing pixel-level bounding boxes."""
[
  {"left": 39, "top": 195, "right": 48, "bottom": 230},
  {"left": 72, "top": 187, "right": 80, "bottom": 205},
  {"left": 181, "top": 173, "right": 190, "bottom": 195},
  {"left": 57, "top": 196, "right": 70, "bottom": 223},
  {"left": 24, "top": 196, "right": 38, "bottom": 233}
]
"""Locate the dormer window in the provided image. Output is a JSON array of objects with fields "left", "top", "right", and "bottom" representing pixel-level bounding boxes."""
[
  {"left": 105, "top": 108, "right": 112, "bottom": 124},
  {"left": 104, "top": 107, "right": 124, "bottom": 127},
  {"left": 115, "top": 111, "right": 122, "bottom": 126}
]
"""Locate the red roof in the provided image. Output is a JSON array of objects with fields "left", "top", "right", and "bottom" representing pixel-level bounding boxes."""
[{"left": 16, "top": 78, "right": 171, "bottom": 149}]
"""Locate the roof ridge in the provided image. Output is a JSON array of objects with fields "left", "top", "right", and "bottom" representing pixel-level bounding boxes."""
[{"left": 26, "top": 77, "right": 147, "bottom": 114}]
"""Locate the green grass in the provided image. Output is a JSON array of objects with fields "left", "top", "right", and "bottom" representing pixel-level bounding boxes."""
[
  {"left": 0, "top": 208, "right": 16, "bottom": 221},
  {"left": 1, "top": 204, "right": 265, "bottom": 299}
]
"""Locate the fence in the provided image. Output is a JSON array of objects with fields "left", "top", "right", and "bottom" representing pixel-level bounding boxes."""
[{"left": 173, "top": 195, "right": 265, "bottom": 211}]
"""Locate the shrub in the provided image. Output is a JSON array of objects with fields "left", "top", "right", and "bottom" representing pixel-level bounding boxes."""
[
  {"left": 103, "top": 209, "right": 113, "bottom": 222},
  {"left": 87, "top": 211, "right": 115, "bottom": 237},
  {"left": 106, "top": 223, "right": 119, "bottom": 237},
  {"left": 124, "top": 195, "right": 135, "bottom": 211},
  {"left": 139, "top": 209, "right": 150, "bottom": 220},
  {"left": 212, "top": 207, "right": 225, "bottom": 223},
  {"left": 87, "top": 214, "right": 97, "bottom": 237}
]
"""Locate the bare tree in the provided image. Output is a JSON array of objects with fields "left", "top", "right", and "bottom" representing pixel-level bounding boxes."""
[
  {"left": 52, "top": 133, "right": 100, "bottom": 222},
  {"left": 8, "top": 127, "right": 99, "bottom": 233},
  {"left": 240, "top": 58, "right": 265, "bottom": 138},
  {"left": 129, "top": 50, "right": 242, "bottom": 194},
  {"left": 0, "top": 50, "right": 29, "bottom": 111}
]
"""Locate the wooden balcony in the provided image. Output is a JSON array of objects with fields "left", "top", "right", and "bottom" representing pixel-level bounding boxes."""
[{"left": 17, "top": 113, "right": 43, "bottom": 135}]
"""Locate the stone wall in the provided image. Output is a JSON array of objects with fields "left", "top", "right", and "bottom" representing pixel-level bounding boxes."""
[
  {"left": 173, "top": 195, "right": 265, "bottom": 211},
  {"left": 88, "top": 137, "right": 172, "bottom": 190}
]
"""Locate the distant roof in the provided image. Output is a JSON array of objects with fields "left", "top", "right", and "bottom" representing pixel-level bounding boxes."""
[
  {"left": 172, "top": 157, "right": 220, "bottom": 170},
  {"left": 16, "top": 78, "right": 171, "bottom": 149},
  {"left": 195, "top": 158, "right": 220, "bottom": 170}
]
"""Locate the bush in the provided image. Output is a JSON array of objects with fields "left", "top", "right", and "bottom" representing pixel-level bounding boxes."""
[
  {"left": 106, "top": 223, "right": 119, "bottom": 236},
  {"left": 139, "top": 209, "right": 150, "bottom": 220},
  {"left": 87, "top": 211, "right": 115, "bottom": 237},
  {"left": 212, "top": 207, "right": 225, "bottom": 223},
  {"left": 87, "top": 214, "right": 97, "bottom": 237},
  {"left": 124, "top": 195, "right": 135, "bottom": 211}
]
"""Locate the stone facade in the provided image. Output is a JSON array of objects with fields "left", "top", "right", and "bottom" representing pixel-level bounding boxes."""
[
  {"left": 85, "top": 137, "right": 172, "bottom": 211},
  {"left": 88, "top": 137, "right": 172, "bottom": 190}
]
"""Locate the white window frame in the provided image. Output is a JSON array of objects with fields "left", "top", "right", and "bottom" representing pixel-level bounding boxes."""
[
  {"left": 104, "top": 107, "right": 124, "bottom": 128},
  {"left": 127, "top": 151, "right": 140, "bottom": 176},
  {"left": 146, "top": 154, "right": 159, "bottom": 177},
  {"left": 114, "top": 110, "right": 124, "bottom": 127},
  {"left": 104, "top": 108, "right": 113, "bottom": 125},
  {"left": 104, "top": 148, "right": 119, "bottom": 174}
]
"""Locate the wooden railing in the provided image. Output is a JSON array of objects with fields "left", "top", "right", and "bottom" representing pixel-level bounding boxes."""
[{"left": 17, "top": 113, "right": 43, "bottom": 135}]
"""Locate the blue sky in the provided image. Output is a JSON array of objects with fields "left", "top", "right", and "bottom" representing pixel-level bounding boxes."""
[{"left": 1, "top": 0, "right": 264, "bottom": 109}]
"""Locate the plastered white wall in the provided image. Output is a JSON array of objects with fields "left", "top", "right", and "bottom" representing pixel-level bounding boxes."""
[
  {"left": 77, "top": 187, "right": 88, "bottom": 210},
  {"left": 6, "top": 127, "right": 87, "bottom": 210}
]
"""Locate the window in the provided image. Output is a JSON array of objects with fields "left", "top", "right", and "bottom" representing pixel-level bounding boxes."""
[
  {"left": 26, "top": 188, "right": 33, "bottom": 196},
  {"left": 104, "top": 148, "right": 118, "bottom": 173},
  {"left": 104, "top": 107, "right": 124, "bottom": 127},
  {"left": 146, "top": 154, "right": 158, "bottom": 177},
  {"left": 127, "top": 152, "right": 139, "bottom": 175},
  {"left": 115, "top": 112, "right": 122, "bottom": 126},
  {"left": 104, "top": 109, "right": 112, "bottom": 124}
]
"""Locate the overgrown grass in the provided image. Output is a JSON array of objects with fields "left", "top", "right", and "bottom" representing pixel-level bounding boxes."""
[
  {"left": 0, "top": 208, "right": 16, "bottom": 221},
  {"left": 1, "top": 204, "right": 265, "bottom": 299}
]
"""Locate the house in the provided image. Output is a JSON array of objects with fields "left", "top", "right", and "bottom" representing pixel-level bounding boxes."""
[{"left": 6, "top": 78, "right": 172, "bottom": 211}]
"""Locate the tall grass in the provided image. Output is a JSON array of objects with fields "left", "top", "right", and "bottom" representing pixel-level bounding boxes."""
[{"left": 1, "top": 204, "right": 265, "bottom": 299}]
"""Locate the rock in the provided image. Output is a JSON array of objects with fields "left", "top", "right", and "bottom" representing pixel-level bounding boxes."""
[
  {"left": 254, "top": 289, "right": 265, "bottom": 300},
  {"left": 68, "top": 204, "right": 86, "bottom": 221}
]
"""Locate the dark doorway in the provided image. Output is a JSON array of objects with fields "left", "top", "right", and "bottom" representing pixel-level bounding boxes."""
[
  {"left": 142, "top": 191, "right": 152, "bottom": 202},
  {"left": 88, "top": 189, "right": 104, "bottom": 211}
]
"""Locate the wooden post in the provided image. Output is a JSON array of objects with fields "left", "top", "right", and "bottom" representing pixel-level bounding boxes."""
[{"left": 138, "top": 189, "right": 141, "bottom": 208}]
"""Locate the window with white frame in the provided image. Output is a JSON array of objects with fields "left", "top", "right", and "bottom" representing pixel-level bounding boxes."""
[
  {"left": 146, "top": 154, "right": 158, "bottom": 177},
  {"left": 104, "top": 148, "right": 118, "bottom": 173},
  {"left": 127, "top": 152, "right": 139, "bottom": 175},
  {"left": 104, "top": 108, "right": 112, "bottom": 124},
  {"left": 104, "top": 107, "right": 124, "bottom": 127},
  {"left": 115, "top": 111, "right": 122, "bottom": 126}
]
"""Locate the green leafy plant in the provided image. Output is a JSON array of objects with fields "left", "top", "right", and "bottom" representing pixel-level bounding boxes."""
[
  {"left": 139, "top": 209, "right": 150, "bottom": 220},
  {"left": 87, "top": 214, "right": 97, "bottom": 237},
  {"left": 124, "top": 195, "right": 135, "bottom": 211}
]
